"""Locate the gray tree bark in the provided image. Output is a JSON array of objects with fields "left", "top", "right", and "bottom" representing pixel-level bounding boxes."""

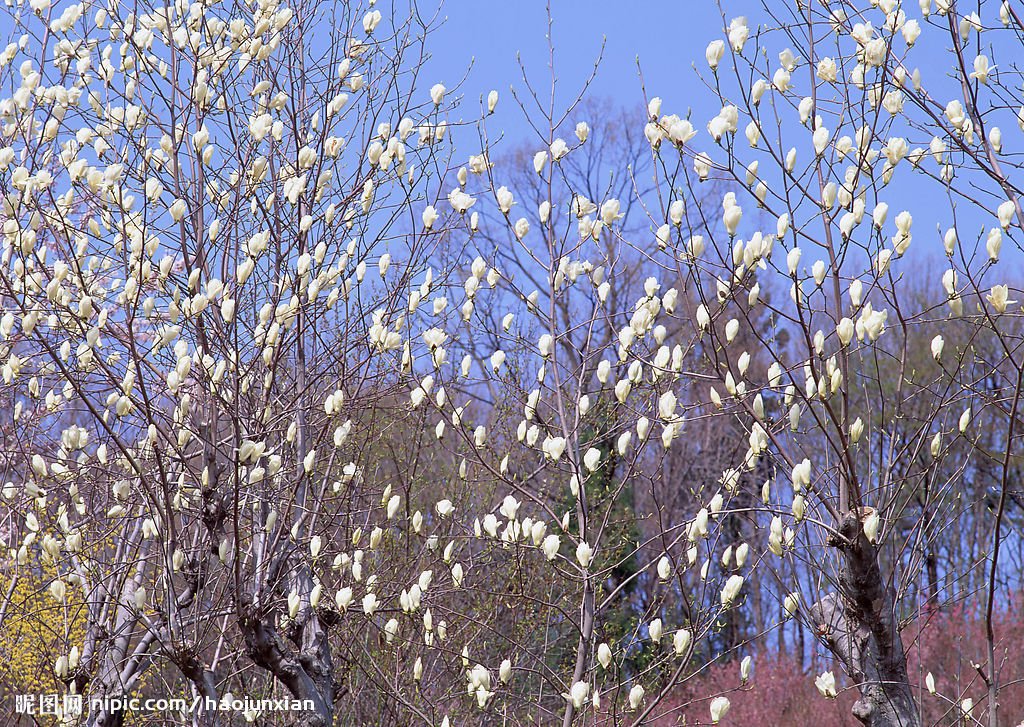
[{"left": 810, "top": 514, "right": 920, "bottom": 727}]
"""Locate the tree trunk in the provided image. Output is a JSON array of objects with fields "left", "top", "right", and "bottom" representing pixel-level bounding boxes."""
[
  {"left": 810, "top": 514, "right": 920, "bottom": 727},
  {"left": 237, "top": 557, "right": 335, "bottom": 727}
]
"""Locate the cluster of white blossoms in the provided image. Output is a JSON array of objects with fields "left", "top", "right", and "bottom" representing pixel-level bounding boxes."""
[{"left": 0, "top": 0, "right": 1020, "bottom": 721}]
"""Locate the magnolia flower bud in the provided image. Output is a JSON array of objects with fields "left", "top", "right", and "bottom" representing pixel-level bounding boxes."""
[
  {"left": 673, "top": 628, "right": 692, "bottom": 655},
  {"left": 813, "top": 126, "right": 829, "bottom": 156},
  {"left": 567, "top": 682, "right": 589, "bottom": 709},
  {"left": 836, "top": 318, "right": 854, "bottom": 346},
  {"left": 987, "top": 228, "right": 1003, "bottom": 261},
  {"left": 628, "top": 684, "right": 645, "bottom": 710},
  {"left": 706, "top": 39, "right": 725, "bottom": 69},
  {"left": 647, "top": 97, "right": 662, "bottom": 119},
  {"left": 710, "top": 696, "right": 731, "bottom": 723},
  {"left": 815, "top": 671, "right": 837, "bottom": 698},
  {"left": 720, "top": 574, "right": 744, "bottom": 607},
  {"left": 783, "top": 592, "right": 799, "bottom": 618},
  {"left": 724, "top": 205, "right": 742, "bottom": 235},
  {"left": 998, "top": 200, "right": 1015, "bottom": 230},
  {"left": 863, "top": 509, "right": 881, "bottom": 542},
  {"left": 542, "top": 533, "right": 560, "bottom": 560},
  {"left": 850, "top": 417, "right": 864, "bottom": 443},
  {"left": 792, "top": 495, "right": 805, "bottom": 521},
  {"left": 740, "top": 655, "right": 752, "bottom": 682},
  {"left": 694, "top": 153, "right": 712, "bottom": 179},
  {"left": 943, "top": 228, "right": 958, "bottom": 255},
  {"left": 575, "top": 541, "right": 593, "bottom": 568},
  {"left": 657, "top": 555, "right": 672, "bottom": 580},
  {"left": 533, "top": 151, "right": 547, "bottom": 174}
]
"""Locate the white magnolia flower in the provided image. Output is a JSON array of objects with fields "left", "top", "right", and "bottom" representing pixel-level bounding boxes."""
[
  {"left": 575, "top": 541, "right": 593, "bottom": 568},
  {"left": 710, "top": 696, "right": 731, "bottom": 723},
  {"left": 815, "top": 671, "right": 838, "bottom": 698}
]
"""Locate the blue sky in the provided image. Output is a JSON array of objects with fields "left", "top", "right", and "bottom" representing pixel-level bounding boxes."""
[{"left": 427, "top": 0, "right": 726, "bottom": 144}]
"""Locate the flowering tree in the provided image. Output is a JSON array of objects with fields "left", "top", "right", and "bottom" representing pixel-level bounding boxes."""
[{"left": 1, "top": 0, "right": 1023, "bottom": 725}]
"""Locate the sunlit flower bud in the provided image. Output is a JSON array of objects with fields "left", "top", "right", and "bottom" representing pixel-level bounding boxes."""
[
  {"left": 694, "top": 153, "right": 712, "bottom": 179},
  {"left": 600, "top": 198, "right": 622, "bottom": 225},
  {"left": 647, "top": 97, "right": 662, "bottom": 119},
  {"left": 987, "top": 228, "right": 1003, "bottom": 261},
  {"left": 706, "top": 39, "right": 725, "bottom": 69},
  {"left": 567, "top": 682, "right": 589, "bottom": 709},
  {"left": 863, "top": 509, "right": 881, "bottom": 543},
  {"left": 745, "top": 120, "right": 761, "bottom": 148},
  {"left": 815, "top": 671, "right": 837, "bottom": 698},
  {"left": 533, "top": 151, "right": 548, "bottom": 174},
  {"left": 817, "top": 57, "right": 837, "bottom": 82},
  {"left": 876, "top": 249, "right": 893, "bottom": 275},
  {"left": 787, "top": 247, "right": 801, "bottom": 275},
  {"left": 49, "top": 580, "right": 67, "bottom": 602},
  {"left": 812, "top": 260, "right": 827, "bottom": 286},
  {"left": 710, "top": 696, "right": 731, "bottom": 723},
  {"left": 969, "top": 55, "right": 991, "bottom": 84},
  {"left": 430, "top": 83, "right": 446, "bottom": 105},
  {"left": 998, "top": 200, "right": 1015, "bottom": 229},
  {"left": 945, "top": 99, "right": 966, "bottom": 129},
  {"left": 628, "top": 684, "right": 645, "bottom": 711},
  {"left": 169, "top": 199, "right": 187, "bottom": 222},
  {"left": 813, "top": 126, "right": 829, "bottom": 156},
  {"left": 637, "top": 416, "right": 651, "bottom": 441},
  {"left": 872, "top": 203, "right": 888, "bottom": 229},
  {"left": 575, "top": 541, "right": 593, "bottom": 568},
  {"left": 720, "top": 574, "right": 744, "bottom": 607},
  {"left": 448, "top": 189, "right": 476, "bottom": 214},
  {"left": 987, "top": 284, "right": 1016, "bottom": 314},
  {"left": 422, "top": 205, "right": 439, "bottom": 230},
  {"left": 362, "top": 9, "right": 382, "bottom": 33},
  {"left": 773, "top": 68, "right": 791, "bottom": 92},
  {"left": 543, "top": 533, "right": 560, "bottom": 560},
  {"left": 821, "top": 182, "right": 837, "bottom": 209},
  {"left": 792, "top": 495, "right": 805, "bottom": 521},
  {"left": 989, "top": 126, "right": 1002, "bottom": 153},
  {"left": 724, "top": 205, "right": 742, "bottom": 235},
  {"left": 781, "top": 592, "right": 799, "bottom": 618},
  {"left": 514, "top": 217, "right": 530, "bottom": 239},
  {"left": 723, "top": 319, "right": 739, "bottom": 343}
]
